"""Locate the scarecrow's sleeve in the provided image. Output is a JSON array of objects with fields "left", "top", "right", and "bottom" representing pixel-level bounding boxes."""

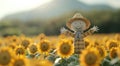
[
  {"left": 83, "top": 26, "right": 99, "bottom": 37},
  {"left": 60, "top": 27, "right": 75, "bottom": 37}
]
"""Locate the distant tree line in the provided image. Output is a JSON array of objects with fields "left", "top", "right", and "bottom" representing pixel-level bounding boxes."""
[{"left": 0, "top": 9, "right": 120, "bottom": 36}]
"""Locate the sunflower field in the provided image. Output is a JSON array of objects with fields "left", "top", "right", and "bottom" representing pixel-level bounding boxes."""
[{"left": 0, "top": 33, "right": 120, "bottom": 66}]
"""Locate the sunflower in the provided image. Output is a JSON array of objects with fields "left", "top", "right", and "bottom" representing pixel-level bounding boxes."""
[
  {"left": 57, "top": 39, "right": 74, "bottom": 58},
  {"left": 30, "top": 59, "right": 53, "bottom": 66},
  {"left": 94, "top": 41, "right": 100, "bottom": 47},
  {"left": 115, "top": 34, "right": 120, "bottom": 41},
  {"left": 84, "top": 39, "right": 91, "bottom": 48},
  {"left": 8, "top": 43, "right": 16, "bottom": 50},
  {"left": 117, "top": 47, "right": 120, "bottom": 59},
  {"left": 102, "top": 37, "right": 109, "bottom": 44},
  {"left": 38, "top": 33, "right": 47, "bottom": 40},
  {"left": 68, "top": 37, "right": 74, "bottom": 44},
  {"left": 28, "top": 43, "right": 38, "bottom": 54},
  {"left": 84, "top": 38, "right": 95, "bottom": 48},
  {"left": 10, "top": 55, "right": 29, "bottom": 66},
  {"left": 107, "top": 40, "right": 118, "bottom": 50},
  {"left": 59, "top": 34, "right": 66, "bottom": 39},
  {"left": 10, "top": 36, "right": 20, "bottom": 44},
  {"left": 59, "top": 37, "right": 74, "bottom": 44},
  {"left": 96, "top": 46, "right": 107, "bottom": 60},
  {"left": 0, "top": 41, "right": 3, "bottom": 47},
  {"left": 15, "top": 45, "right": 25, "bottom": 55},
  {"left": 109, "top": 47, "right": 118, "bottom": 59},
  {"left": 37, "top": 40, "right": 51, "bottom": 55},
  {"left": 0, "top": 39, "right": 2, "bottom": 46},
  {"left": 21, "top": 38, "right": 31, "bottom": 49},
  {"left": 80, "top": 47, "right": 101, "bottom": 66},
  {"left": 0, "top": 47, "right": 13, "bottom": 66}
]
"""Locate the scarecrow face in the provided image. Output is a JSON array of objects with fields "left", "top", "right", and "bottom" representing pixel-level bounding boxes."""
[{"left": 71, "top": 20, "right": 86, "bottom": 31}]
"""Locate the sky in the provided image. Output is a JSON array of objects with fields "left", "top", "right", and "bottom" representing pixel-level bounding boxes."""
[
  {"left": 0, "top": 0, "right": 53, "bottom": 20},
  {"left": 80, "top": 0, "right": 120, "bottom": 8},
  {"left": 0, "top": 0, "right": 120, "bottom": 20}
]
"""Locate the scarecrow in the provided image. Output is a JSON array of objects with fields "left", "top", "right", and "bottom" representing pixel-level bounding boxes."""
[{"left": 61, "top": 13, "right": 99, "bottom": 54}]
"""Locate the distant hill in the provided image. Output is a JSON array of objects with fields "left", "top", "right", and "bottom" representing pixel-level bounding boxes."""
[{"left": 1, "top": 0, "right": 113, "bottom": 22}]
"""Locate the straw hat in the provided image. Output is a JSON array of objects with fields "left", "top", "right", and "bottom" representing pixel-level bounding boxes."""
[{"left": 66, "top": 13, "right": 91, "bottom": 30}]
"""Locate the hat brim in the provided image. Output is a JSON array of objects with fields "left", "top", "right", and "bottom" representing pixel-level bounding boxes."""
[{"left": 66, "top": 18, "right": 91, "bottom": 30}]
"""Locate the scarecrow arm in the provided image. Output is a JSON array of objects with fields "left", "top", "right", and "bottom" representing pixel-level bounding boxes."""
[
  {"left": 83, "top": 26, "right": 99, "bottom": 37},
  {"left": 60, "top": 27, "right": 75, "bottom": 37}
]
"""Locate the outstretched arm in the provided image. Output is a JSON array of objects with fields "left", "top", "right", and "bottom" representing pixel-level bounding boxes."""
[
  {"left": 60, "top": 27, "right": 75, "bottom": 37},
  {"left": 83, "top": 26, "right": 99, "bottom": 37}
]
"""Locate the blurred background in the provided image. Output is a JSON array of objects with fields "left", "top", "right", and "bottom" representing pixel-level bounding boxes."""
[{"left": 0, "top": 0, "right": 120, "bottom": 36}]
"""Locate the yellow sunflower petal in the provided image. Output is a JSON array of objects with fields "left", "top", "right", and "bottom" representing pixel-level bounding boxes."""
[
  {"left": 57, "top": 38, "right": 74, "bottom": 58},
  {"left": 80, "top": 47, "right": 101, "bottom": 66}
]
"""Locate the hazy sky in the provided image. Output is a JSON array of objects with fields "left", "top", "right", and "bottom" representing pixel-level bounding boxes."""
[
  {"left": 0, "top": 0, "right": 120, "bottom": 20},
  {"left": 80, "top": 0, "right": 120, "bottom": 8},
  {"left": 0, "top": 0, "right": 52, "bottom": 20}
]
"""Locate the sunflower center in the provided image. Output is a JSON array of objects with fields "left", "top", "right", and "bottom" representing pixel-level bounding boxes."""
[
  {"left": 85, "top": 52, "right": 97, "bottom": 65},
  {"left": 111, "top": 49, "right": 118, "bottom": 59},
  {"left": 29, "top": 45, "right": 37, "bottom": 53},
  {"left": 60, "top": 44, "right": 70, "bottom": 54},
  {"left": 0, "top": 51, "right": 11, "bottom": 65},
  {"left": 13, "top": 39, "right": 17, "bottom": 42},
  {"left": 97, "top": 47, "right": 104, "bottom": 57},
  {"left": 40, "top": 43, "right": 49, "bottom": 51},
  {"left": 13, "top": 59, "right": 25, "bottom": 66},
  {"left": 112, "top": 52, "right": 117, "bottom": 58},
  {"left": 22, "top": 40, "right": 30, "bottom": 48},
  {"left": 109, "top": 42, "right": 117, "bottom": 49},
  {"left": 16, "top": 48, "right": 24, "bottom": 55},
  {"left": 85, "top": 41, "right": 89, "bottom": 47},
  {"left": 94, "top": 42, "right": 99, "bottom": 46}
]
